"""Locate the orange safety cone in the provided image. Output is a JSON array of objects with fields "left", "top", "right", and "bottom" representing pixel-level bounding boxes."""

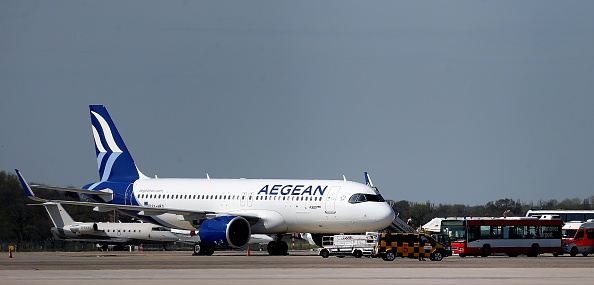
[
  {"left": 8, "top": 248, "right": 12, "bottom": 259},
  {"left": 246, "top": 246, "right": 251, "bottom": 256}
]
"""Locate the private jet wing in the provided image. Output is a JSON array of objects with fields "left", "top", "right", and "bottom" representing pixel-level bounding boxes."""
[{"left": 16, "top": 169, "right": 260, "bottom": 223}]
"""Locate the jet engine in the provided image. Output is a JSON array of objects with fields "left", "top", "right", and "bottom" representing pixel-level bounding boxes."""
[
  {"left": 69, "top": 223, "right": 98, "bottom": 234},
  {"left": 198, "top": 216, "right": 251, "bottom": 249}
]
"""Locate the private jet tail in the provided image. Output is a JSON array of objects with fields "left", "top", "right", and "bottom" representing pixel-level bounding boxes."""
[
  {"left": 41, "top": 202, "right": 76, "bottom": 228},
  {"left": 89, "top": 105, "right": 147, "bottom": 183}
]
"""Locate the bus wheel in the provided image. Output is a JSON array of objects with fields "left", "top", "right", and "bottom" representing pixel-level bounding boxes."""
[
  {"left": 570, "top": 247, "right": 578, "bottom": 257},
  {"left": 481, "top": 245, "right": 491, "bottom": 257},
  {"left": 383, "top": 251, "right": 396, "bottom": 261},
  {"left": 431, "top": 251, "right": 443, "bottom": 261},
  {"left": 320, "top": 249, "right": 330, "bottom": 258},
  {"left": 552, "top": 253, "right": 559, "bottom": 257},
  {"left": 582, "top": 253, "right": 589, "bottom": 257},
  {"left": 527, "top": 244, "right": 540, "bottom": 257},
  {"left": 353, "top": 250, "right": 363, "bottom": 258},
  {"left": 459, "top": 254, "right": 466, "bottom": 258}
]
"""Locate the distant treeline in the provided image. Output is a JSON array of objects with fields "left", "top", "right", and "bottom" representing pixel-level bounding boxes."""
[{"left": 1, "top": 170, "right": 592, "bottom": 243}]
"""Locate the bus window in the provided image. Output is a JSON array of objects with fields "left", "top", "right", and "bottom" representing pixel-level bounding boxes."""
[
  {"left": 567, "top": 214, "right": 585, "bottom": 222},
  {"left": 563, "top": 229, "right": 577, "bottom": 239},
  {"left": 480, "top": 226, "right": 490, "bottom": 239},
  {"left": 491, "top": 226, "right": 502, "bottom": 239}
]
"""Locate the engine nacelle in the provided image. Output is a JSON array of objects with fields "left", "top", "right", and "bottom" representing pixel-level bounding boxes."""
[
  {"left": 69, "top": 223, "right": 98, "bottom": 234},
  {"left": 199, "top": 216, "right": 251, "bottom": 249}
]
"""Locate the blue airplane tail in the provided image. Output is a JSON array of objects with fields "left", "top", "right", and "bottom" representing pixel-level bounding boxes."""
[
  {"left": 364, "top": 171, "right": 374, "bottom": 188},
  {"left": 89, "top": 105, "right": 146, "bottom": 183}
]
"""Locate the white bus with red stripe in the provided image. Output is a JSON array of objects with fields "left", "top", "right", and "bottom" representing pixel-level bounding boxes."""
[
  {"left": 440, "top": 217, "right": 562, "bottom": 257},
  {"left": 555, "top": 220, "right": 594, "bottom": 257}
]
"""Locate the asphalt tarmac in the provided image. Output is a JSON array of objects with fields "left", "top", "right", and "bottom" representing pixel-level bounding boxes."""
[{"left": 1, "top": 250, "right": 593, "bottom": 285}]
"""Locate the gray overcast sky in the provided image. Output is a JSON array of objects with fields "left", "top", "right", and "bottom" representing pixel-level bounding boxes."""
[{"left": 1, "top": 1, "right": 593, "bottom": 206}]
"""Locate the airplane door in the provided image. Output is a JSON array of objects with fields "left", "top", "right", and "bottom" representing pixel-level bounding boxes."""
[
  {"left": 247, "top": 192, "right": 254, "bottom": 207},
  {"left": 324, "top": 186, "right": 341, "bottom": 214},
  {"left": 240, "top": 192, "right": 247, "bottom": 207}
]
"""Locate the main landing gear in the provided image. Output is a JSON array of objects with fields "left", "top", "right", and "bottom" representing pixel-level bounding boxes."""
[
  {"left": 267, "top": 234, "right": 289, "bottom": 256},
  {"left": 193, "top": 242, "right": 214, "bottom": 256}
]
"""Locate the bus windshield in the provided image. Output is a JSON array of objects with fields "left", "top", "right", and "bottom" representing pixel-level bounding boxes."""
[{"left": 441, "top": 220, "right": 466, "bottom": 242}]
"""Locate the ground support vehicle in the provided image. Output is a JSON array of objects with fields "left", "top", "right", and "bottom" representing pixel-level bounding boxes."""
[
  {"left": 319, "top": 232, "right": 378, "bottom": 258},
  {"left": 375, "top": 232, "right": 448, "bottom": 261},
  {"left": 554, "top": 220, "right": 594, "bottom": 257}
]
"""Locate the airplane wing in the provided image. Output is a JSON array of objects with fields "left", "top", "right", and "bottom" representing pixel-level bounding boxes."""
[
  {"left": 53, "top": 237, "right": 134, "bottom": 243},
  {"left": 15, "top": 169, "right": 263, "bottom": 224}
]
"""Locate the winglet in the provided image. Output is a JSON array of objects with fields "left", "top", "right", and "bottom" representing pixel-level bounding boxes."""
[
  {"left": 15, "top": 169, "right": 35, "bottom": 197},
  {"left": 364, "top": 171, "right": 374, "bottom": 188},
  {"left": 15, "top": 169, "right": 47, "bottom": 202}
]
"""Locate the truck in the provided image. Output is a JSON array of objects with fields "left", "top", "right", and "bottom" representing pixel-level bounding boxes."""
[
  {"left": 375, "top": 232, "right": 449, "bottom": 261},
  {"left": 319, "top": 232, "right": 378, "bottom": 258}
]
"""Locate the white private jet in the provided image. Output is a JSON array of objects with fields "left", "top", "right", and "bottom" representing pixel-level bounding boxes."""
[
  {"left": 31, "top": 201, "right": 178, "bottom": 250},
  {"left": 15, "top": 105, "right": 394, "bottom": 255}
]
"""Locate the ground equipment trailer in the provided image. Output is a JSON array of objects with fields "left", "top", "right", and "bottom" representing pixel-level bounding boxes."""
[{"left": 319, "top": 232, "right": 378, "bottom": 258}]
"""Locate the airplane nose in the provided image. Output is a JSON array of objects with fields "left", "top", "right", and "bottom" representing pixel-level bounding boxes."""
[{"left": 376, "top": 203, "right": 395, "bottom": 227}]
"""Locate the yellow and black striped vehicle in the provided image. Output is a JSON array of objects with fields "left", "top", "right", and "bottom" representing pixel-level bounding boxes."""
[{"left": 375, "top": 232, "right": 449, "bottom": 261}]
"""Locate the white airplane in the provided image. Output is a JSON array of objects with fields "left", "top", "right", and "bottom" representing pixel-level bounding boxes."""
[
  {"left": 15, "top": 105, "right": 394, "bottom": 256},
  {"left": 30, "top": 201, "right": 179, "bottom": 250}
]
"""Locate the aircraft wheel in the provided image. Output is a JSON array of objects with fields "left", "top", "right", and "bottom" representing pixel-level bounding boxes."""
[
  {"left": 267, "top": 241, "right": 277, "bottom": 255},
  {"left": 278, "top": 241, "right": 289, "bottom": 255},
  {"left": 193, "top": 243, "right": 203, "bottom": 255}
]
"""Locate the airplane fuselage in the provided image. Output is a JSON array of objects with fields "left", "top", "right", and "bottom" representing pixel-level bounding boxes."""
[
  {"left": 89, "top": 178, "right": 394, "bottom": 234},
  {"left": 52, "top": 222, "right": 179, "bottom": 244}
]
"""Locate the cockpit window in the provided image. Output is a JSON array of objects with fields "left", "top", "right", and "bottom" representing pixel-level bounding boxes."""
[{"left": 348, "top": 193, "right": 385, "bottom": 203}]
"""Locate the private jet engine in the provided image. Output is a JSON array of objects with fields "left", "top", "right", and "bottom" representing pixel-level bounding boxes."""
[
  {"left": 68, "top": 223, "right": 99, "bottom": 234},
  {"left": 194, "top": 216, "right": 251, "bottom": 255}
]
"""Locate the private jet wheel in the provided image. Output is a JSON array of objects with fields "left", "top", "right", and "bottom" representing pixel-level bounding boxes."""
[
  {"left": 382, "top": 251, "right": 396, "bottom": 261},
  {"left": 193, "top": 243, "right": 202, "bottom": 255},
  {"left": 431, "top": 251, "right": 443, "bottom": 261},
  {"left": 354, "top": 250, "right": 363, "bottom": 258}
]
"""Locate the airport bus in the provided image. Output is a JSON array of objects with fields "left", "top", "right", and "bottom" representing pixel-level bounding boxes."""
[
  {"left": 440, "top": 217, "right": 562, "bottom": 257},
  {"left": 526, "top": 210, "right": 594, "bottom": 223}
]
